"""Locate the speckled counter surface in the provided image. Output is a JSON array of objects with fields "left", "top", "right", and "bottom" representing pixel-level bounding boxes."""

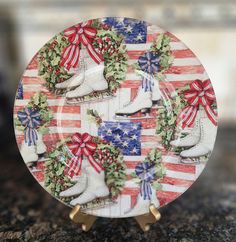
[{"left": 0, "top": 127, "right": 235, "bottom": 242}]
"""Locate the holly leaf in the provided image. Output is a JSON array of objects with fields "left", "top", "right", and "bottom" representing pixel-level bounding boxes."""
[
  {"left": 152, "top": 181, "right": 162, "bottom": 190},
  {"left": 156, "top": 33, "right": 164, "bottom": 49},
  {"left": 38, "top": 126, "right": 50, "bottom": 135},
  {"left": 132, "top": 177, "right": 141, "bottom": 184},
  {"left": 56, "top": 166, "right": 64, "bottom": 176},
  {"left": 32, "top": 93, "right": 40, "bottom": 105},
  {"left": 51, "top": 56, "right": 61, "bottom": 66}
]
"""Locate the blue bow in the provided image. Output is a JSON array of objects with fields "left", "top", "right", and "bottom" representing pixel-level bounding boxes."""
[
  {"left": 17, "top": 107, "right": 41, "bottom": 146},
  {"left": 135, "top": 162, "right": 156, "bottom": 200},
  {"left": 138, "top": 52, "right": 160, "bottom": 92}
]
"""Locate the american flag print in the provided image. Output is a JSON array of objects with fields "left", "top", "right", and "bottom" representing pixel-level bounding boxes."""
[
  {"left": 103, "top": 17, "right": 147, "bottom": 44},
  {"left": 13, "top": 18, "right": 217, "bottom": 218},
  {"left": 16, "top": 80, "right": 23, "bottom": 99},
  {"left": 98, "top": 121, "right": 141, "bottom": 156}
]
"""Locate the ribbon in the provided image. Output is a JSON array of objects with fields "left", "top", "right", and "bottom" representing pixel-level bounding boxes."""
[
  {"left": 65, "top": 132, "right": 103, "bottom": 177},
  {"left": 178, "top": 79, "right": 217, "bottom": 128},
  {"left": 17, "top": 107, "right": 41, "bottom": 146},
  {"left": 60, "top": 20, "right": 103, "bottom": 71},
  {"left": 135, "top": 162, "right": 156, "bottom": 200},
  {"left": 138, "top": 52, "right": 160, "bottom": 92}
]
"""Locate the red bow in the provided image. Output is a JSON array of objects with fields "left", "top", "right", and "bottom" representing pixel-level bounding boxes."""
[
  {"left": 65, "top": 132, "right": 103, "bottom": 177},
  {"left": 178, "top": 79, "right": 217, "bottom": 128},
  {"left": 60, "top": 20, "right": 103, "bottom": 71}
]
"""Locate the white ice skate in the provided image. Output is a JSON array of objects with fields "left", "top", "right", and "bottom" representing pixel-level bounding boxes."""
[
  {"left": 137, "top": 70, "right": 162, "bottom": 103},
  {"left": 180, "top": 116, "right": 217, "bottom": 158},
  {"left": 125, "top": 187, "right": 160, "bottom": 217},
  {"left": 55, "top": 69, "right": 85, "bottom": 90},
  {"left": 20, "top": 141, "right": 38, "bottom": 164},
  {"left": 36, "top": 132, "right": 47, "bottom": 155},
  {"left": 66, "top": 56, "right": 108, "bottom": 99},
  {"left": 171, "top": 119, "right": 200, "bottom": 147},
  {"left": 59, "top": 173, "right": 87, "bottom": 197},
  {"left": 70, "top": 166, "right": 109, "bottom": 206},
  {"left": 170, "top": 110, "right": 207, "bottom": 148},
  {"left": 115, "top": 88, "right": 153, "bottom": 116},
  {"left": 55, "top": 49, "right": 88, "bottom": 90},
  {"left": 152, "top": 80, "right": 161, "bottom": 103}
]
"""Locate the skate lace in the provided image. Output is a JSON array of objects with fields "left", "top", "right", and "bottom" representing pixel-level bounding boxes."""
[
  {"left": 199, "top": 123, "right": 205, "bottom": 142},
  {"left": 190, "top": 123, "right": 204, "bottom": 149},
  {"left": 179, "top": 120, "right": 200, "bottom": 139},
  {"left": 79, "top": 60, "right": 85, "bottom": 71}
]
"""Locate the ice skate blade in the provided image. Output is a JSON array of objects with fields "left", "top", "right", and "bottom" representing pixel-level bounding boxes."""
[
  {"left": 180, "top": 151, "right": 211, "bottom": 159},
  {"left": 152, "top": 100, "right": 162, "bottom": 106},
  {"left": 141, "top": 108, "right": 151, "bottom": 114},
  {"left": 180, "top": 153, "right": 210, "bottom": 164},
  {"left": 66, "top": 94, "right": 115, "bottom": 104},
  {"left": 180, "top": 158, "right": 200, "bottom": 164},
  {"left": 115, "top": 106, "right": 155, "bottom": 119},
  {"left": 81, "top": 196, "right": 116, "bottom": 211},
  {"left": 26, "top": 161, "right": 37, "bottom": 167},
  {"left": 114, "top": 114, "right": 154, "bottom": 120},
  {"left": 155, "top": 105, "right": 164, "bottom": 109}
]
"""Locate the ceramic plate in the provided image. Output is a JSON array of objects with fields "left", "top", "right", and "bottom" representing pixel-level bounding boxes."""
[{"left": 14, "top": 17, "right": 218, "bottom": 218}]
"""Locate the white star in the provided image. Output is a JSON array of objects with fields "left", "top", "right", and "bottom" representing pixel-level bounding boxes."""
[
  {"left": 122, "top": 141, "right": 129, "bottom": 147},
  {"left": 116, "top": 123, "right": 122, "bottom": 130},
  {"left": 123, "top": 129, "right": 129, "bottom": 135},
  {"left": 133, "top": 125, "right": 139, "bottom": 130},
  {"left": 115, "top": 134, "right": 121, "bottom": 141},
  {"left": 111, "top": 26, "right": 117, "bottom": 32},
  {"left": 99, "top": 134, "right": 104, "bottom": 139},
  {"left": 117, "top": 18, "right": 124, "bottom": 25},
  {"left": 131, "top": 134, "right": 138, "bottom": 140},
  {"left": 131, "top": 147, "right": 137, "bottom": 154},
  {"left": 107, "top": 129, "right": 112, "bottom": 135},
  {"left": 125, "top": 25, "right": 133, "bottom": 33},
  {"left": 135, "top": 33, "right": 143, "bottom": 41},
  {"left": 101, "top": 122, "right": 106, "bottom": 127}
]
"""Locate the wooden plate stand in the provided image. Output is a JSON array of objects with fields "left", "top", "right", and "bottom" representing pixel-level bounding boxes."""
[{"left": 69, "top": 204, "right": 161, "bottom": 232}]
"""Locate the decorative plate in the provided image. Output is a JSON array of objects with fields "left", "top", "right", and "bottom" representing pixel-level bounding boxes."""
[{"left": 14, "top": 17, "right": 218, "bottom": 218}]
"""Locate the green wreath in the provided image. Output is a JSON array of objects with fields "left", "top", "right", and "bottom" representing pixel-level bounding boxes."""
[
  {"left": 131, "top": 148, "right": 166, "bottom": 191},
  {"left": 155, "top": 85, "right": 185, "bottom": 150},
  {"left": 45, "top": 140, "right": 75, "bottom": 203},
  {"left": 131, "top": 33, "right": 176, "bottom": 150},
  {"left": 14, "top": 92, "right": 53, "bottom": 135},
  {"left": 38, "top": 34, "right": 72, "bottom": 91},
  {"left": 132, "top": 33, "right": 174, "bottom": 81},
  {"left": 156, "top": 83, "right": 217, "bottom": 154},
  {"left": 44, "top": 135, "right": 126, "bottom": 205},
  {"left": 38, "top": 20, "right": 128, "bottom": 100},
  {"left": 156, "top": 85, "right": 189, "bottom": 151}
]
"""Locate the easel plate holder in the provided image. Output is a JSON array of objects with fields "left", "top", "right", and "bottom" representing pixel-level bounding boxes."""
[{"left": 69, "top": 204, "right": 161, "bottom": 232}]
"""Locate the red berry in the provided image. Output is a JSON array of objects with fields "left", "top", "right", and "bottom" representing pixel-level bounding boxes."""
[
  {"left": 48, "top": 66, "right": 53, "bottom": 72},
  {"left": 102, "top": 24, "right": 110, "bottom": 30}
]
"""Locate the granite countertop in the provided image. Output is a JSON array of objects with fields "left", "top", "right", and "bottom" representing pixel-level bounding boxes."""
[{"left": 0, "top": 127, "right": 235, "bottom": 242}]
